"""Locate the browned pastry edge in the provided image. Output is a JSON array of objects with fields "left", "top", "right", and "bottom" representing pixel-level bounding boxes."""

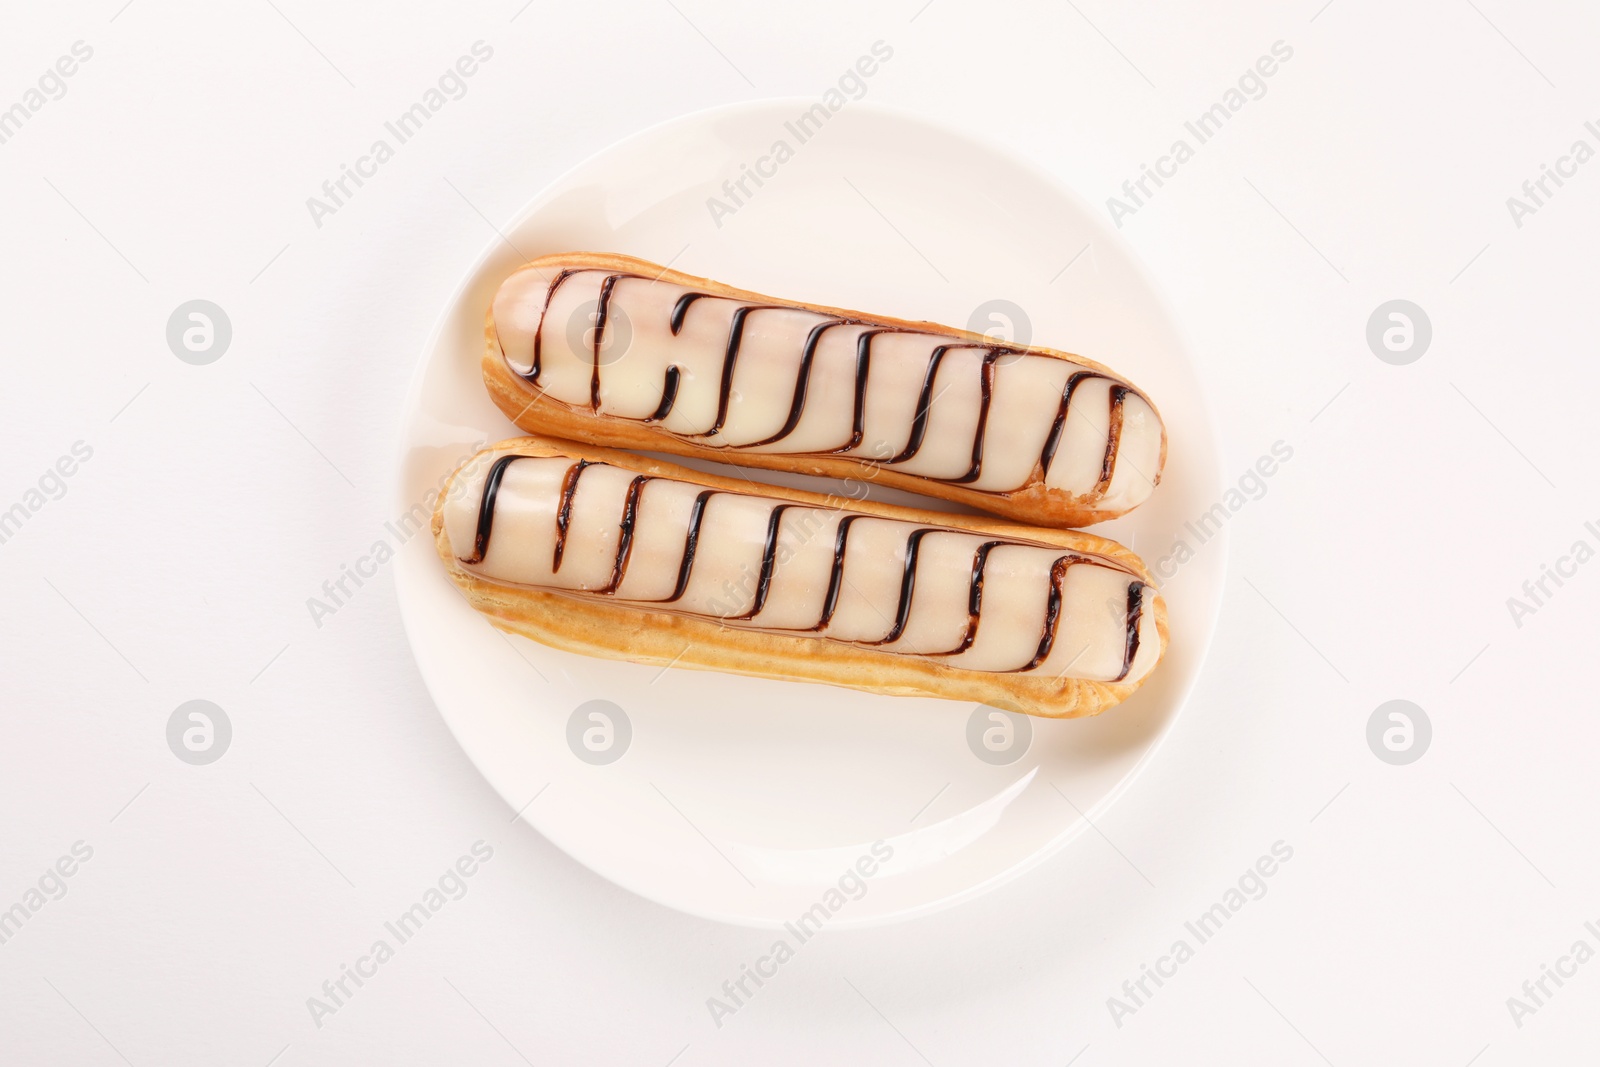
[
  {"left": 481, "top": 251, "right": 1168, "bottom": 529},
  {"left": 432, "top": 434, "right": 1169, "bottom": 719}
]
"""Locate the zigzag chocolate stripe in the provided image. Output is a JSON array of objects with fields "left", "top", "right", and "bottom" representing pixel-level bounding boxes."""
[
  {"left": 458, "top": 455, "right": 1149, "bottom": 681},
  {"left": 511, "top": 269, "right": 1141, "bottom": 501}
]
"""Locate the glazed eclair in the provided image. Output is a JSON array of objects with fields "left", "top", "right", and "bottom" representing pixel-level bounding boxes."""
[
  {"left": 482, "top": 253, "right": 1166, "bottom": 528},
  {"left": 433, "top": 436, "right": 1167, "bottom": 718}
]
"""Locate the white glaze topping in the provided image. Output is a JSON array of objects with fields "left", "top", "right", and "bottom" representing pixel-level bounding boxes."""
[
  {"left": 444, "top": 454, "right": 1161, "bottom": 684},
  {"left": 492, "top": 268, "right": 1163, "bottom": 512}
]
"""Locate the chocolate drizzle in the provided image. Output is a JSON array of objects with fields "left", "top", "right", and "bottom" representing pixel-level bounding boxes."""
[
  {"left": 831, "top": 329, "right": 886, "bottom": 454},
  {"left": 949, "top": 349, "right": 1003, "bottom": 484},
  {"left": 698, "top": 305, "right": 783, "bottom": 439},
  {"left": 929, "top": 539, "right": 1006, "bottom": 657},
  {"left": 1100, "top": 386, "right": 1129, "bottom": 496},
  {"left": 669, "top": 292, "right": 705, "bottom": 335},
  {"left": 888, "top": 344, "right": 954, "bottom": 464},
  {"left": 589, "top": 273, "right": 622, "bottom": 410},
  {"left": 733, "top": 504, "right": 792, "bottom": 620},
  {"left": 598, "top": 475, "right": 649, "bottom": 594},
  {"left": 864, "top": 527, "right": 934, "bottom": 646},
  {"left": 647, "top": 366, "right": 681, "bottom": 422},
  {"left": 1115, "top": 581, "right": 1145, "bottom": 683},
  {"left": 1038, "top": 371, "right": 1127, "bottom": 494},
  {"left": 666, "top": 490, "right": 715, "bottom": 603},
  {"left": 551, "top": 460, "right": 590, "bottom": 572},
  {"left": 462, "top": 454, "right": 521, "bottom": 564},
  {"left": 514, "top": 269, "right": 1145, "bottom": 500},
  {"left": 747, "top": 319, "right": 849, "bottom": 448},
  {"left": 526, "top": 268, "right": 577, "bottom": 383},
  {"left": 463, "top": 456, "right": 1149, "bottom": 680},
  {"left": 813, "top": 514, "right": 864, "bottom": 631},
  {"left": 1019, "top": 555, "right": 1090, "bottom": 672}
]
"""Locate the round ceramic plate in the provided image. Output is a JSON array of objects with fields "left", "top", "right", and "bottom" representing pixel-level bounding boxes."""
[{"left": 395, "top": 100, "right": 1225, "bottom": 927}]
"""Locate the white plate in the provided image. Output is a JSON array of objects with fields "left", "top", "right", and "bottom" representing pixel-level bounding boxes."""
[{"left": 394, "top": 100, "right": 1225, "bottom": 927}]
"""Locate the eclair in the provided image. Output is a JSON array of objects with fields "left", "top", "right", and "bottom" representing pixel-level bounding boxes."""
[
  {"left": 433, "top": 436, "right": 1168, "bottom": 718},
  {"left": 481, "top": 253, "right": 1166, "bottom": 528}
]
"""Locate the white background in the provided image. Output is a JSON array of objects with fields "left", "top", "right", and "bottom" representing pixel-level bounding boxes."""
[{"left": 3, "top": 0, "right": 1597, "bottom": 1063}]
